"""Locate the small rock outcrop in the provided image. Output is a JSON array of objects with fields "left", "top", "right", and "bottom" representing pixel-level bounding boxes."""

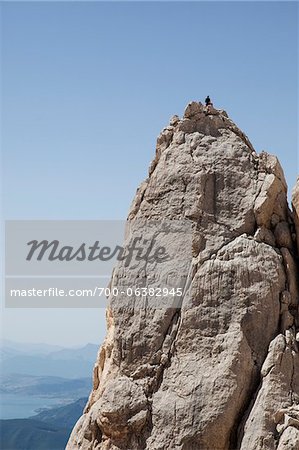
[{"left": 67, "top": 102, "right": 299, "bottom": 450}]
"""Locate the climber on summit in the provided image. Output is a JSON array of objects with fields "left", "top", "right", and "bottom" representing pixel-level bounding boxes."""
[{"left": 205, "top": 95, "right": 212, "bottom": 107}]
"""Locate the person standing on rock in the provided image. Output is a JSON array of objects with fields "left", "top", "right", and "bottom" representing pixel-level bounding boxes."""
[
  {"left": 205, "top": 95, "right": 212, "bottom": 107},
  {"left": 205, "top": 95, "right": 213, "bottom": 113}
]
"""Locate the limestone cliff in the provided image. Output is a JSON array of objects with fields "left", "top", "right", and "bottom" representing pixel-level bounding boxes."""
[
  {"left": 292, "top": 178, "right": 299, "bottom": 256},
  {"left": 67, "top": 102, "right": 299, "bottom": 450}
]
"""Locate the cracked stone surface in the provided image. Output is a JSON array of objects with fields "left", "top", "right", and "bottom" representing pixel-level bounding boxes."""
[
  {"left": 66, "top": 102, "right": 299, "bottom": 450},
  {"left": 293, "top": 178, "right": 299, "bottom": 257}
]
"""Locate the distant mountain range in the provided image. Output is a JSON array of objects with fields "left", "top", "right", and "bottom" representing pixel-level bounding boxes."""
[
  {"left": 32, "top": 397, "right": 87, "bottom": 429},
  {"left": 0, "top": 340, "right": 96, "bottom": 448},
  {"left": 0, "top": 341, "right": 99, "bottom": 378},
  {"left": 0, "top": 341, "right": 98, "bottom": 420},
  {"left": 0, "top": 398, "right": 87, "bottom": 450},
  {"left": 1, "top": 340, "right": 64, "bottom": 356},
  {"left": 0, "top": 373, "right": 91, "bottom": 399}
]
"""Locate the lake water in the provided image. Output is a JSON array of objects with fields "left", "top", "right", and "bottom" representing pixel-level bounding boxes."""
[{"left": 0, "top": 394, "right": 64, "bottom": 419}]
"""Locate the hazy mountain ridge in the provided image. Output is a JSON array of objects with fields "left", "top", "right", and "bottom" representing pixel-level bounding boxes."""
[
  {"left": 31, "top": 397, "right": 87, "bottom": 428},
  {"left": 0, "top": 341, "right": 96, "bottom": 449},
  {"left": 0, "top": 398, "right": 87, "bottom": 450},
  {"left": 0, "top": 342, "right": 99, "bottom": 379},
  {"left": 0, "top": 418, "right": 69, "bottom": 450},
  {"left": 1, "top": 340, "right": 64, "bottom": 356},
  {"left": 0, "top": 373, "right": 91, "bottom": 399}
]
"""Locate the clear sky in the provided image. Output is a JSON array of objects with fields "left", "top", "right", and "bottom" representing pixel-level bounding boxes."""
[{"left": 1, "top": 1, "right": 298, "bottom": 346}]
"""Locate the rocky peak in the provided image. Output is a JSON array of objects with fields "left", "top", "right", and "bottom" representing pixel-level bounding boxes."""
[
  {"left": 67, "top": 103, "right": 299, "bottom": 450},
  {"left": 147, "top": 101, "right": 256, "bottom": 180}
]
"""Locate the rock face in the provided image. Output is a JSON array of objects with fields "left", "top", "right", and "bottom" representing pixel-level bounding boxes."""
[
  {"left": 67, "top": 102, "right": 299, "bottom": 450},
  {"left": 292, "top": 178, "right": 299, "bottom": 256}
]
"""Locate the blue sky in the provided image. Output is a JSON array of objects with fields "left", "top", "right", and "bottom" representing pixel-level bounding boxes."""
[{"left": 1, "top": 1, "right": 298, "bottom": 346}]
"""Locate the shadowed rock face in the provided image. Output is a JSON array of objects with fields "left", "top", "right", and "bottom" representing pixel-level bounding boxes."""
[{"left": 67, "top": 103, "right": 299, "bottom": 450}]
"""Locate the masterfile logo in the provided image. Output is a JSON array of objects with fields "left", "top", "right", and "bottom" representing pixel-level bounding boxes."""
[
  {"left": 5, "top": 220, "right": 192, "bottom": 308},
  {"left": 26, "top": 237, "right": 169, "bottom": 266}
]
